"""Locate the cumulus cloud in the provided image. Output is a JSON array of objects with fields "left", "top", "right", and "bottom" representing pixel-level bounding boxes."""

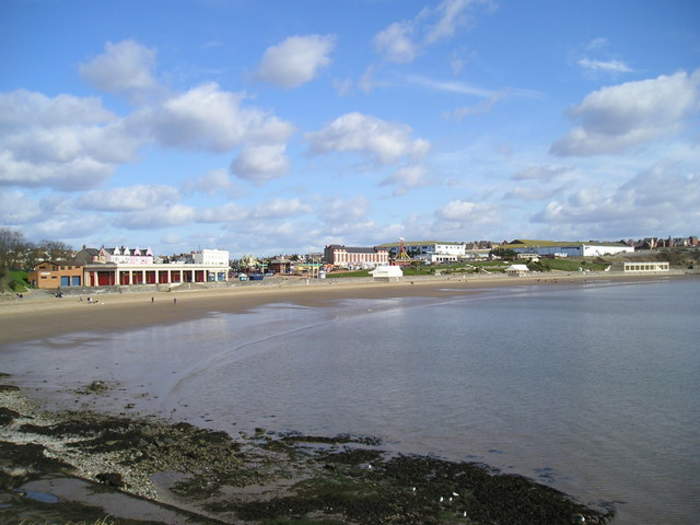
[
  {"left": 321, "top": 195, "right": 371, "bottom": 223},
  {"left": 182, "top": 169, "right": 241, "bottom": 197},
  {"left": 252, "top": 198, "right": 311, "bottom": 219},
  {"left": 532, "top": 163, "right": 700, "bottom": 235},
  {"left": 196, "top": 202, "right": 249, "bottom": 223},
  {"left": 503, "top": 186, "right": 563, "bottom": 202},
  {"left": 143, "top": 82, "right": 294, "bottom": 152},
  {"left": 79, "top": 40, "right": 160, "bottom": 102},
  {"left": 306, "top": 112, "right": 430, "bottom": 165},
  {"left": 551, "top": 70, "right": 700, "bottom": 156},
  {"left": 120, "top": 204, "right": 196, "bottom": 229},
  {"left": 231, "top": 144, "right": 289, "bottom": 183},
  {"left": 0, "top": 90, "right": 142, "bottom": 190},
  {"left": 0, "top": 190, "right": 42, "bottom": 224},
  {"left": 30, "top": 214, "right": 108, "bottom": 239},
  {"left": 577, "top": 58, "right": 633, "bottom": 73},
  {"left": 374, "top": 0, "right": 488, "bottom": 63},
  {"left": 256, "top": 34, "right": 335, "bottom": 88},
  {"left": 380, "top": 165, "right": 432, "bottom": 195},
  {"left": 77, "top": 184, "right": 180, "bottom": 211},
  {"left": 436, "top": 199, "right": 498, "bottom": 223}
]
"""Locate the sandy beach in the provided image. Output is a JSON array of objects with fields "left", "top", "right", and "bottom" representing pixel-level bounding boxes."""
[{"left": 0, "top": 270, "right": 693, "bottom": 345}]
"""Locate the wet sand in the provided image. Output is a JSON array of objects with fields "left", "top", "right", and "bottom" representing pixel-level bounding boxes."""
[{"left": 0, "top": 271, "right": 692, "bottom": 345}]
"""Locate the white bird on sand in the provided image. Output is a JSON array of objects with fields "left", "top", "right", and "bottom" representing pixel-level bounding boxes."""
[{"left": 439, "top": 496, "right": 444, "bottom": 503}]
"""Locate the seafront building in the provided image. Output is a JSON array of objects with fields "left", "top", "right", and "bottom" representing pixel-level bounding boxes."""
[
  {"left": 324, "top": 245, "right": 389, "bottom": 268},
  {"left": 379, "top": 241, "right": 467, "bottom": 263},
  {"left": 504, "top": 239, "right": 634, "bottom": 257},
  {"left": 623, "top": 261, "right": 670, "bottom": 273},
  {"left": 28, "top": 246, "right": 230, "bottom": 289}
]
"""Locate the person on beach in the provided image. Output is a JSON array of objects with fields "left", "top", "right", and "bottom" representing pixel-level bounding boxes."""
[
  {"left": 151, "top": 297, "right": 154, "bottom": 303},
  {"left": 173, "top": 297, "right": 177, "bottom": 304}
]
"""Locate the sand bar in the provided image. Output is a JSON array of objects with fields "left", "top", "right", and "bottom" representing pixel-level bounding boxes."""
[{"left": 0, "top": 270, "right": 693, "bottom": 345}]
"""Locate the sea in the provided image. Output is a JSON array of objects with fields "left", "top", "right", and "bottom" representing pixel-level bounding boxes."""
[{"left": 3, "top": 277, "right": 699, "bottom": 524}]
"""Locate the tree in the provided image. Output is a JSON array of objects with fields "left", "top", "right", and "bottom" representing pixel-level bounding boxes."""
[
  {"left": 0, "top": 228, "right": 27, "bottom": 272},
  {"left": 489, "top": 247, "right": 517, "bottom": 260}
]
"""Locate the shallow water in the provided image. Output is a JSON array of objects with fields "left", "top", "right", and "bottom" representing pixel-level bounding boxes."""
[{"left": 3, "top": 278, "right": 699, "bottom": 524}]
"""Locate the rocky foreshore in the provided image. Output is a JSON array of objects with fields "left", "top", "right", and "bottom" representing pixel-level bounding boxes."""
[{"left": 1, "top": 378, "right": 615, "bottom": 525}]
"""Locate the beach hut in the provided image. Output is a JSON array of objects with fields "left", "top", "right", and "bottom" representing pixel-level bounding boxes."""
[{"left": 505, "top": 264, "right": 530, "bottom": 277}]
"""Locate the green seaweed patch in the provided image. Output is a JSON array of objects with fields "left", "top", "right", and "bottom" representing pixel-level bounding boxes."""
[
  {"left": 316, "top": 447, "right": 384, "bottom": 466},
  {"left": 278, "top": 433, "right": 381, "bottom": 447},
  {"left": 75, "top": 380, "right": 111, "bottom": 395},
  {"left": 0, "top": 441, "right": 74, "bottom": 489},
  {"left": 0, "top": 406, "right": 20, "bottom": 426}
]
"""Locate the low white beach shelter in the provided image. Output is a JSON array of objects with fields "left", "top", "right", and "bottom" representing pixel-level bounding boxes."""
[
  {"left": 505, "top": 264, "right": 530, "bottom": 277},
  {"left": 370, "top": 265, "right": 403, "bottom": 281}
]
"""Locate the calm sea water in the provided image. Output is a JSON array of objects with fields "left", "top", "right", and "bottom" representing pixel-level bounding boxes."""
[{"left": 3, "top": 278, "right": 699, "bottom": 524}]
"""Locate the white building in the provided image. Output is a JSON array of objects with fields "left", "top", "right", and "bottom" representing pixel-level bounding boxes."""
[
  {"left": 624, "top": 261, "right": 670, "bottom": 272},
  {"left": 193, "top": 249, "right": 230, "bottom": 266},
  {"left": 506, "top": 240, "right": 633, "bottom": 257},
  {"left": 380, "top": 241, "right": 467, "bottom": 263}
]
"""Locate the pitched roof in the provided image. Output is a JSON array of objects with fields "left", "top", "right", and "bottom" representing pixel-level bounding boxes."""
[{"left": 326, "top": 245, "right": 387, "bottom": 253}]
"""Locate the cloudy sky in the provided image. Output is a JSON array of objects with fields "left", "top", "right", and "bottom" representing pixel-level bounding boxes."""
[{"left": 1, "top": 0, "right": 699, "bottom": 256}]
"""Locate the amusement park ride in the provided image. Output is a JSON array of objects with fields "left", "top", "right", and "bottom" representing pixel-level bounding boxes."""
[{"left": 394, "top": 237, "right": 414, "bottom": 266}]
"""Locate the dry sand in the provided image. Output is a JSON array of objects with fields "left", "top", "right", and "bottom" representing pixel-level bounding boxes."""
[{"left": 0, "top": 271, "right": 691, "bottom": 345}]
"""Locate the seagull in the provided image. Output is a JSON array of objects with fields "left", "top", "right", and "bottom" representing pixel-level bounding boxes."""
[
  {"left": 439, "top": 496, "right": 444, "bottom": 503},
  {"left": 452, "top": 491, "right": 459, "bottom": 497}
]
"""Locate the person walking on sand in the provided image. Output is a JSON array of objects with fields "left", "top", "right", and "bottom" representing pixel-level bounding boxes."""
[
  {"left": 151, "top": 297, "right": 154, "bottom": 303},
  {"left": 173, "top": 297, "right": 177, "bottom": 305}
]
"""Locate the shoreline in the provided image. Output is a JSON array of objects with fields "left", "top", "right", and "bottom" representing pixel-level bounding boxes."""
[
  {"left": 0, "top": 381, "right": 615, "bottom": 525},
  {"left": 1, "top": 270, "right": 694, "bottom": 345}
]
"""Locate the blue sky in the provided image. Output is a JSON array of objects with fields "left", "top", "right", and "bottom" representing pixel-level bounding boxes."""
[{"left": 1, "top": 0, "right": 699, "bottom": 256}]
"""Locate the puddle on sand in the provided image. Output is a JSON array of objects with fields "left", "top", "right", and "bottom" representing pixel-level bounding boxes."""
[{"left": 18, "top": 477, "right": 198, "bottom": 524}]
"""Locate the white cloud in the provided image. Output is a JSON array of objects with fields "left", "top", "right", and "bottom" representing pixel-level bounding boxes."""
[
  {"left": 256, "top": 34, "right": 335, "bottom": 88},
  {"left": 374, "top": 22, "right": 417, "bottom": 64},
  {"left": 30, "top": 214, "right": 108, "bottom": 239},
  {"left": 380, "top": 165, "right": 432, "bottom": 195},
  {"left": 443, "top": 93, "right": 504, "bottom": 120},
  {"left": 406, "top": 75, "right": 496, "bottom": 97},
  {"left": 425, "top": 0, "right": 483, "bottom": 44},
  {"left": 252, "top": 198, "right": 311, "bottom": 219},
  {"left": 120, "top": 204, "right": 196, "bottom": 229},
  {"left": 436, "top": 199, "right": 498, "bottom": 223},
  {"left": 551, "top": 70, "right": 700, "bottom": 156},
  {"left": 577, "top": 58, "right": 633, "bottom": 73},
  {"left": 532, "top": 163, "right": 700, "bottom": 236},
  {"left": 182, "top": 169, "right": 241, "bottom": 197},
  {"left": 321, "top": 195, "right": 370, "bottom": 223},
  {"left": 196, "top": 202, "right": 249, "bottom": 223},
  {"left": 231, "top": 144, "right": 289, "bottom": 183},
  {"left": 143, "top": 82, "right": 294, "bottom": 152},
  {"left": 0, "top": 89, "right": 115, "bottom": 129},
  {"left": 512, "top": 164, "right": 573, "bottom": 180},
  {"left": 306, "top": 112, "right": 430, "bottom": 165},
  {"left": 0, "top": 190, "right": 42, "bottom": 224},
  {"left": 79, "top": 40, "right": 159, "bottom": 102},
  {"left": 374, "top": 0, "right": 489, "bottom": 63},
  {"left": 503, "top": 186, "right": 563, "bottom": 202},
  {"left": 586, "top": 37, "right": 609, "bottom": 50},
  {"left": 0, "top": 90, "right": 142, "bottom": 190},
  {"left": 77, "top": 185, "right": 180, "bottom": 211}
]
